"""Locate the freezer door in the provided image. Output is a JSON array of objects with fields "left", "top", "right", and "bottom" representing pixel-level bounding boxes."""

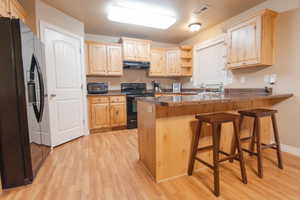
[{"left": 20, "top": 21, "right": 45, "bottom": 178}]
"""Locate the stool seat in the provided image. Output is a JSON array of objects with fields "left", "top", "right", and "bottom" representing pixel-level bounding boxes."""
[
  {"left": 238, "top": 108, "right": 277, "bottom": 117},
  {"left": 196, "top": 113, "right": 239, "bottom": 124}
]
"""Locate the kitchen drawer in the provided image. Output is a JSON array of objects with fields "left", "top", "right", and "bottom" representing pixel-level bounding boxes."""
[
  {"left": 110, "top": 96, "right": 126, "bottom": 103},
  {"left": 89, "top": 97, "right": 109, "bottom": 103}
]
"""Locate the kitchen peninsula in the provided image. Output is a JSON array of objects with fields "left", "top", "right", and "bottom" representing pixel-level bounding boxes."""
[{"left": 137, "top": 91, "right": 293, "bottom": 182}]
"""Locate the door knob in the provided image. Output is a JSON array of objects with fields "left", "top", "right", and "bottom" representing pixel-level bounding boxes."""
[{"left": 50, "top": 94, "right": 57, "bottom": 98}]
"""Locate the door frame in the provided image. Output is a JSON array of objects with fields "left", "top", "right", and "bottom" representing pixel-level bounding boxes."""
[{"left": 39, "top": 20, "right": 89, "bottom": 145}]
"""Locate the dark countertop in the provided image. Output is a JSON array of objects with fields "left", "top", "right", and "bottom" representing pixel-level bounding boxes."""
[
  {"left": 87, "top": 91, "right": 126, "bottom": 97},
  {"left": 137, "top": 92, "right": 294, "bottom": 107},
  {"left": 86, "top": 89, "right": 200, "bottom": 97}
]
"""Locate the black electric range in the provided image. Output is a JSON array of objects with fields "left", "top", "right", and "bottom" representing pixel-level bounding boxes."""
[{"left": 121, "top": 83, "right": 154, "bottom": 129}]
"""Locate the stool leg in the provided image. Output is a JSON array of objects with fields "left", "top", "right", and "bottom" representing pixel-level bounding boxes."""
[
  {"left": 188, "top": 121, "right": 203, "bottom": 176},
  {"left": 229, "top": 115, "right": 244, "bottom": 162},
  {"left": 233, "top": 119, "right": 248, "bottom": 184},
  {"left": 256, "top": 118, "right": 263, "bottom": 178},
  {"left": 249, "top": 117, "right": 257, "bottom": 156},
  {"left": 212, "top": 124, "right": 220, "bottom": 197},
  {"left": 271, "top": 114, "right": 284, "bottom": 169}
]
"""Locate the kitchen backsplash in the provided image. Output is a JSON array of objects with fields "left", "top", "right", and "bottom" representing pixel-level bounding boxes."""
[{"left": 87, "top": 69, "right": 180, "bottom": 91}]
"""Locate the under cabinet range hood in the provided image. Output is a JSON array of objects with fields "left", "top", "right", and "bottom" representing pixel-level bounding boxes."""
[{"left": 123, "top": 61, "right": 150, "bottom": 69}]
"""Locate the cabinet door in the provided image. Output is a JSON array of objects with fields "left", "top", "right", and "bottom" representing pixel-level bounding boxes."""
[
  {"left": 135, "top": 40, "right": 150, "bottom": 62},
  {"left": 122, "top": 39, "right": 137, "bottom": 61},
  {"left": 0, "top": 0, "right": 9, "bottom": 17},
  {"left": 166, "top": 50, "right": 181, "bottom": 76},
  {"left": 90, "top": 102, "right": 110, "bottom": 129},
  {"left": 110, "top": 103, "right": 126, "bottom": 127},
  {"left": 227, "top": 17, "right": 261, "bottom": 68},
  {"left": 149, "top": 49, "right": 165, "bottom": 76},
  {"left": 107, "top": 45, "right": 123, "bottom": 76},
  {"left": 88, "top": 43, "right": 107, "bottom": 75}
]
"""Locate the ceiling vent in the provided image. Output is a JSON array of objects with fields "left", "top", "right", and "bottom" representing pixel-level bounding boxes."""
[{"left": 193, "top": 4, "right": 209, "bottom": 15}]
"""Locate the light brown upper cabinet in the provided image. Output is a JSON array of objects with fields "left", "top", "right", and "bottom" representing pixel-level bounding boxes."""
[
  {"left": 180, "top": 45, "right": 193, "bottom": 76},
  {"left": 121, "top": 37, "right": 151, "bottom": 62},
  {"left": 86, "top": 41, "right": 123, "bottom": 76},
  {"left": 226, "top": 9, "right": 278, "bottom": 70},
  {"left": 166, "top": 48, "right": 181, "bottom": 76},
  {"left": 149, "top": 45, "right": 193, "bottom": 77},
  {"left": 107, "top": 45, "right": 123, "bottom": 76},
  {"left": 0, "top": 0, "right": 26, "bottom": 22},
  {"left": 149, "top": 48, "right": 166, "bottom": 76},
  {"left": 9, "top": 0, "right": 26, "bottom": 22},
  {"left": 0, "top": 0, "right": 9, "bottom": 17}
]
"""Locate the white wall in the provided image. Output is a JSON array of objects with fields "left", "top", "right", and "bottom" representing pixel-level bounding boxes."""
[
  {"left": 85, "top": 34, "right": 179, "bottom": 90},
  {"left": 35, "top": 0, "right": 84, "bottom": 37}
]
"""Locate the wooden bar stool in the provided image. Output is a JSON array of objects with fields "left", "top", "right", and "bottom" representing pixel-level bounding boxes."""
[
  {"left": 230, "top": 108, "right": 283, "bottom": 178},
  {"left": 188, "top": 113, "right": 247, "bottom": 197}
]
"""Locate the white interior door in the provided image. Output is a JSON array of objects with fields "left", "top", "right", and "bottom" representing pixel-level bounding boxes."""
[{"left": 42, "top": 25, "right": 84, "bottom": 147}]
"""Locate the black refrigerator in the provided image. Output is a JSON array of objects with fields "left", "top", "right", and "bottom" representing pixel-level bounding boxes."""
[{"left": 0, "top": 18, "right": 50, "bottom": 189}]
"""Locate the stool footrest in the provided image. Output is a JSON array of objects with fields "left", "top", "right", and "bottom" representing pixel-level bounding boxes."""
[
  {"left": 219, "top": 155, "right": 238, "bottom": 163},
  {"left": 242, "top": 148, "right": 258, "bottom": 155},
  {"left": 240, "top": 136, "right": 252, "bottom": 141},
  {"left": 197, "top": 145, "right": 214, "bottom": 152},
  {"left": 194, "top": 157, "right": 214, "bottom": 169},
  {"left": 261, "top": 143, "right": 277, "bottom": 150}
]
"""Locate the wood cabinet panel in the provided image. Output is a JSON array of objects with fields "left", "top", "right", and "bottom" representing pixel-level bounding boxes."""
[
  {"left": 88, "top": 96, "right": 127, "bottom": 131},
  {"left": 0, "top": 0, "right": 9, "bottom": 17},
  {"left": 228, "top": 17, "right": 260, "bottom": 67},
  {"left": 121, "top": 37, "right": 151, "bottom": 62},
  {"left": 166, "top": 49, "right": 181, "bottom": 76},
  {"left": 227, "top": 9, "right": 277, "bottom": 69},
  {"left": 89, "top": 102, "right": 110, "bottom": 129},
  {"left": 149, "top": 49, "right": 165, "bottom": 76},
  {"left": 9, "top": 0, "right": 26, "bottom": 22},
  {"left": 110, "top": 96, "right": 126, "bottom": 103},
  {"left": 107, "top": 45, "right": 123, "bottom": 76},
  {"left": 110, "top": 103, "right": 126, "bottom": 127},
  {"left": 135, "top": 40, "right": 150, "bottom": 62},
  {"left": 122, "top": 39, "right": 136, "bottom": 61},
  {"left": 88, "top": 43, "right": 107, "bottom": 75},
  {"left": 86, "top": 41, "right": 123, "bottom": 76}
]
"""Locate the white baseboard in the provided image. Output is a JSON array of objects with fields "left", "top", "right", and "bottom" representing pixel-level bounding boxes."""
[{"left": 281, "top": 144, "right": 300, "bottom": 157}]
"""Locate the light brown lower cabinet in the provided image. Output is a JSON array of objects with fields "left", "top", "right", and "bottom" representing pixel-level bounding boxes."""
[{"left": 88, "top": 96, "right": 127, "bottom": 132}]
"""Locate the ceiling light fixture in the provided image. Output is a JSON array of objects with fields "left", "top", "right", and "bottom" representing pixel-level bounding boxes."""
[
  {"left": 107, "top": 2, "right": 177, "bottom": 30},
  {"left": 188, "top": 23, "right": 202, "bottom": 32}
]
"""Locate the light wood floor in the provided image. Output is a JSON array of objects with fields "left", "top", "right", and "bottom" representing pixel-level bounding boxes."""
[{"left": 1, "top": 129, "right": 300, "bottom": 200}]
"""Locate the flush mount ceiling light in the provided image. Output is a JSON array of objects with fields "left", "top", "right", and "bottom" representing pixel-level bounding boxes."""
[
  {"left": 107, "top": 2, "right": 176, "bottom": 30},
  {"left": 189, "top": 23, "right": 202, "bottom": 32}
]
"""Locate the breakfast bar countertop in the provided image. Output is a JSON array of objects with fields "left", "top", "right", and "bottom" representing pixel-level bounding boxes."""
[{"left": 137, "top": 92, "right": 294, "bottom": 107}]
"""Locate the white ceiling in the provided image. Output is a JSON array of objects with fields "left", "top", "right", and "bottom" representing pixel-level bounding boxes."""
[{"left": 42, "top": 0, "right": 266, "bottom": 43}]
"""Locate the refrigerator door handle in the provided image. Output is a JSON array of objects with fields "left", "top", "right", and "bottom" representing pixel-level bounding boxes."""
[{"left": 29, "top": 54, "right": 45, "bottom": 122}]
